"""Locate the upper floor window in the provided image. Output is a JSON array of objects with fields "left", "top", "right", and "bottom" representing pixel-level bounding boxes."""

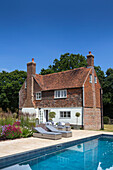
[
  {"left": 54, "top": 90, "right": 67, "bottom": 99},
  {"left": 36, "top": 92, "right": 41, "bottom": 100},
  {"left": 89, "top": 74, "right": 92, "bottom": 83},
  {"left": 60, "top": 111, "right": 71, "bottom": 118},
  {"left": 94, "top": 76, "right": 97, "bottom": 84}
]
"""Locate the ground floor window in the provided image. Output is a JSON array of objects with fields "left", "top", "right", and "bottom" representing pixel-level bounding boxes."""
[{"left": 60, "top": 111, "right": 71, "bottom": 118}]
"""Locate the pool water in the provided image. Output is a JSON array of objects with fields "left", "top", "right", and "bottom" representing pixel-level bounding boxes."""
[{"left": 3, "top": 137, "right": 113, "bottom": 170}]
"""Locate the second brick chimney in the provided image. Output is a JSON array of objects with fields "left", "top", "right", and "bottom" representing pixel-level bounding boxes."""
[
  {"left": 87, "top": 51, "right": 94, "bottom": 67},
  {"left": 26, "top": 58, "right": 36, "bottom": 107}
]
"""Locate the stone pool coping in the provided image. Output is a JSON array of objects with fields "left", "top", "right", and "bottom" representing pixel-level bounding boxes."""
[
  {"left": 0, "top": 130, "right": 113, "bottom": 158},
  {"left": 0, "top": 130, "right": 113, "bottom": 169}
]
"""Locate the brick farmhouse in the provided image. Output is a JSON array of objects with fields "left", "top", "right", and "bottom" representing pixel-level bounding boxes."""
[{"left": 19, "top": 52, "right": 103, "bottom": 130}]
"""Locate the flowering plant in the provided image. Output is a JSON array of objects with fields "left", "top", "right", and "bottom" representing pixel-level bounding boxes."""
[
  {"left": 2, "top": 124, "right": 22, "bottom": 139},
  {"left": 13, "top": 121, "right": 20, "bottom": 126}
]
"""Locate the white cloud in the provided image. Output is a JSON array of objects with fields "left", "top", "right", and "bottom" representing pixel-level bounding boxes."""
[{"left": 0, "top": 68, "right": 11, "bottom": 72}]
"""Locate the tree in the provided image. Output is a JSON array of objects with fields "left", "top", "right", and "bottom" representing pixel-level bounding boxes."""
[
  {"left": 0, "top": 70, "right": 27, "bottom": 113},
  {"left": 103, "top": 68, "right": 113, "bottom": 118},
  {"left": 94, "top": 66, "right": 105, "bottom": 87},
  {"left": 40, "top": 53, "right": 105, "bottom": 87},
  {"left": 75, "top": 112, "right": 80, "bottom": 128},
  {"left": 49, "top": 112, "right": 56, "bottom": 121},
  {"left": 40, "top": 53, "right": 87, "bottom": 75}
]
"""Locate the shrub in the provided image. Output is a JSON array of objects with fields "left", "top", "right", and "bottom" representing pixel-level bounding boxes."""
[
  {"left": 75, "top": 112, "right": 80, "bottom": 127},
  {"left": 29, "top": 122, "right": 36, "bottom": 128},
  {"left": 0, "top": 118, "right": 5, "bottom": 126},
  {"left": 13, "top": 113, "right": 17, "bottom": 119},
  {"left": 22, "top": 127, "right": 33, "bottom": 138},
  {"left": 0, "top": 112, "right": 14, "bottom": 126},
  {"left": 75, "top": 112, "right": 80, "bottom": 117},
  {"left": 0, "top": 126, "right": 2, "bottom": 138},
  {"left": 2, "top": 125, "right": 22, "bottom": 139},
  {"left": 49, "top": 112, "right": 56, "bottom": 121},
  {"left": 20, "top": 115, "right": 30, "bottom": 127},
  {"left": 103, "top": 116, "right": 110, "bottom": 124}
]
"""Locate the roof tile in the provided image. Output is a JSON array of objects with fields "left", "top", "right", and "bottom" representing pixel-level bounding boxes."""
[{"left": 35, "top": 67, "right": 91, "bottom": 91}]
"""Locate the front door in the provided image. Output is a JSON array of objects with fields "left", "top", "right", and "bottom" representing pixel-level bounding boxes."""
[
  {"left": 44, "top": 110, "right": 50, "bottom": 122},
  {"left": 46, "top": 110, "right": 48, "bottom": 122}
]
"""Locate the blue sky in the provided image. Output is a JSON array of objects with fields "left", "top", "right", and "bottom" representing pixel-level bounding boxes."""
[{"left": 0, "top": 0, "right": 113, "bottom": 74}]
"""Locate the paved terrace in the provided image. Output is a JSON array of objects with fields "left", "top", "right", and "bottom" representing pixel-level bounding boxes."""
[{"left": 0, "top": 130, "right": 113, "bottom": 158}]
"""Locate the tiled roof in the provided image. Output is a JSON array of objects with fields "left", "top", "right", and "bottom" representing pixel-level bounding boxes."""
[{"left": 34, "top": 67, "right": 91, "bottom": 91}]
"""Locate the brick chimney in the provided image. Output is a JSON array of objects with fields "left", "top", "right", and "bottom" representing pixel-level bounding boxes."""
[
  {"left": 26, "top": 58, "right": 36, "bottom": 107},
  {"left": 87, "top": 51, "right": 94, "bottom": 67}
]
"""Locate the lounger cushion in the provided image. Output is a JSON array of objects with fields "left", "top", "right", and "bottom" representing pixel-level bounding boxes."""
[
  {"left": 46, "top": 125, "right": 72, "bottom": 134},
  {"left": 34, "top": 127, "right": 61, "bottom": 135}
]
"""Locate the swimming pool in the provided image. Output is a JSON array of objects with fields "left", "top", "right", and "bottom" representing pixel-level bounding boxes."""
[{"left": 1, "top": 134, "right": 113, "bottom": 170}]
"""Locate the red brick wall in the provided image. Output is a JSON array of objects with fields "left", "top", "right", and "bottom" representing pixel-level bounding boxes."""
[
  {"left": 83, "top": 67, "right": 102, "bottom": 130},
  {"left": 84, "top": 68, "right": 101, "bottom": 108},
  {"left": 84, "top": 108, "right": 101, "bottom": 130},
  {"left": 34, "top": 88, "right": 83, "bottom": 108},
  {"left": 19, "top": 82, "right": 27, "bottom": 108},
  {"left": 19, "top": 62, "right": 36, "bottom": 108},
  {"left": 94, "top": 70, "right": 101, "bottom": 108},
  {"left": 84, "top": 69, "right": 94, "bottom": 108},
  {"left": 87, "top": 55, "right": 94, "bottom": 67},
  {"left": 25, "top": 62, "right": 36, "bottom": 107}
]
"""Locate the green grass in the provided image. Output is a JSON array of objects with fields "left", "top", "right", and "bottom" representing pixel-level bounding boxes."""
[{"left": 104, "top": 124, "right": 113, "bottom": 132}]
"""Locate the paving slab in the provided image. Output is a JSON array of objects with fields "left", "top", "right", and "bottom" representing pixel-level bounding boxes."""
[{"left": 0, "top": 130, "right": 113, "bottom": 158}]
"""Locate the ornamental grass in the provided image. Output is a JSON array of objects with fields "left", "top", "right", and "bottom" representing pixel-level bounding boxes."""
[{"left": 0, "top": 112, "right": 35, "bottom": 140}]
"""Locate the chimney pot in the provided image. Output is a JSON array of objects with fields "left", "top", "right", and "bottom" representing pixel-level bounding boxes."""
[
  {"left": 32, "top": 58, "right": 34, "bottom": 62},
  {"left": 87, "top": 51, "right": 94, "bottom": 67}
]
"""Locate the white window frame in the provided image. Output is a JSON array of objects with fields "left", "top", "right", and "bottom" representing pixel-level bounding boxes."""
[
  {"left": 89, "top": 74, "right": 92, "bottom": 83},
  {"left": 36, "top": 92, "right": 42, "bottom": 100},
  {"left": 94, "top": 76, "right": 97, "bottom": 84},
  {"left": 60, "top": 111, "right": 71, "bottom": 118},
  {"left": 54, "top": 89, "right": 67, "bottom": 99}
]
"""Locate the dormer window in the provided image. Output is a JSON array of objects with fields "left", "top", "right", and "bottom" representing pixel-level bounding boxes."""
[
  {"left": 89, "top": 74, "right": 92, "bottom": 83},
  {"left": 95, "top": 76, "right": 97, "bottom": 84},
  {"left": 36, "top": 92, "right": 41, "bottom": 100},
  {"left": 54, "top": 90, "right": 67, "bottom": 99}
]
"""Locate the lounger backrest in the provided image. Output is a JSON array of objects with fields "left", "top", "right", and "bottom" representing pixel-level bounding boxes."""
[
  {"left": 46, "top": 125, "right": 59, "bottom": 132},
  {"left": 34, "top": 127, "right": 47, "bottom": 134}
]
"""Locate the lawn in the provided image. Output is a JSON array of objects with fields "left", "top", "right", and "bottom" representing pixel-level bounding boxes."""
[{"left": 104, "top": 124, "right": 113, "bottom": 132}]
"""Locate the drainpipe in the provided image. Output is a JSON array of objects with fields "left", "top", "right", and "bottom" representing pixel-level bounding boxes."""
[
  {"left": 100, "top": 89, "right": 104, "bottom": 129},
  {"left": 82, "top": 85, "right": 85, "bottom": 128}
]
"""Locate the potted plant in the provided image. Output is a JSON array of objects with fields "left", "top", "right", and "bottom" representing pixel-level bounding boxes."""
[
  {"left": 49, "top": 112, "right": 56, "bottom": 122},
  {"left": 75, "top": 112, "right": 80, "bottom": 129}
]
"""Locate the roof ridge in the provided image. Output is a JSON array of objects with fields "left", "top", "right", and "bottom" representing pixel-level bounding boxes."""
[{"left": 37, "top": 67, "right": 87, "bottom": 77}]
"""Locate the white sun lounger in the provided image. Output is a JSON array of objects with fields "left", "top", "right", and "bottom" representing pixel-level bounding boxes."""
[
  {"left": 33, "top": 127, "right": 62, "bottom": 140},
  {"left": 46, "top": 125, "right": 72, "bottom": 138}
]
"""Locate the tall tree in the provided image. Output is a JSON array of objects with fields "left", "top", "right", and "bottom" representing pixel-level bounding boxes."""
[
  {"left": 94, "top": 66, "right": 105, "bottom": 87},
  {"left": 40, "top": 53, "right": 87, "bottom": 75},
  {"left": 103, "top": 68, "right": 113, "bottom": 118},
  {"left": 0, "top": 70, "right": 27, "bottom": 113}
]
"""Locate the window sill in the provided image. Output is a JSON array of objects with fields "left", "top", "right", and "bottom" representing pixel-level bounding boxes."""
[
  {"left": 59, "top": 118, "right": 71, "bottom": 119},
  {"left": 54, "top": 97, "right": 67, "bottom": 99}
]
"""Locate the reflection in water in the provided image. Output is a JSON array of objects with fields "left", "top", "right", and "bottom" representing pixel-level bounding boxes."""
[
  {"left": 4, "top": 164, "right": 31, "bottom": 170},
  {"left": 3, "top": 137, "right": 113, "bottom": 170},
  {"left": 98, "top": 138, "right": 113, "bottom": 170}
]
